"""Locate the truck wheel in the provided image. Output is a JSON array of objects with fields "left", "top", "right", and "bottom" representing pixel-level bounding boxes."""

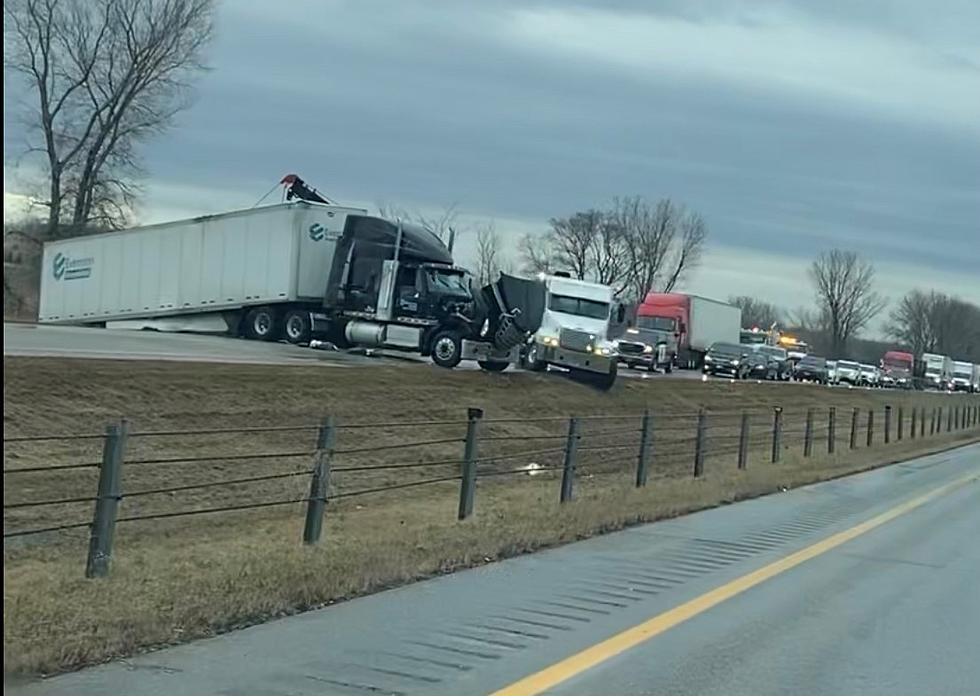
[
  {"left": 283, "top": 310, "right": 311, "bottom": 344},
  {"left": 478, "top": 360, "right": 510, "bottom": 373},
  {"left": 245, "top": 306, "right": 279, "bottom": 341},
  {"left": 664, "top": 361, "right": 673, "bottom": 374},
  {"left": 431, "top": 329, "right": 463, "bottom": 368},
  {"left": 591, "top": 364, "right": 618, "bottom": 391}
]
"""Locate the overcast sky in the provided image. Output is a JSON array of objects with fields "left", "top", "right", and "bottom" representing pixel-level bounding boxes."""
[{"left": 5, "top": 0, "right": 980, "bottom": 327}]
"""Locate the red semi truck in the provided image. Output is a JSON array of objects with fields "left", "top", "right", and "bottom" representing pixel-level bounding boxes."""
[{"left": 636, "top": 293, "right": 742, "bottom": 369}]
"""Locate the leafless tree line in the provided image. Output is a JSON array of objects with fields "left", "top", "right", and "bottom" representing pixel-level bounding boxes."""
[
  {"left": 518, "top": 197, "right": 708, "bottom": 300},
  {"left": 728, "top": 296, "right": 782, "bottom": 329},
  {"left": 886, "top": 291, "right": 980, "bottom": 361},
  {"left": 4, "top": 0, "right": 215, "bottom": 240}
]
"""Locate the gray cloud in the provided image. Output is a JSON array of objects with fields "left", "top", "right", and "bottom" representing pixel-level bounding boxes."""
[{"left": 5, "top": 0, "right": 980, "bottom": 310}]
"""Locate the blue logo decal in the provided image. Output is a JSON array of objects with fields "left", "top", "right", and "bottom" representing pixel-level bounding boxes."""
[
  {"left": 53, "top": 252, "right": 67, "bottom": 280},
  {"left": 51, "top": 252, "right": 93, "bottom": 281},
  {"left": 309, "top": 223, "right": 325, "bottom": 241}
]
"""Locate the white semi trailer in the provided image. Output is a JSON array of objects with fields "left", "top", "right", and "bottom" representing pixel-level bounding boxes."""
[{"left": 39, "top": 177, "right": 545, "bottom": 370}]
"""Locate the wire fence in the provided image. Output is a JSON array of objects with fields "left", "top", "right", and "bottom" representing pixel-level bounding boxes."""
[{"left": 4, "top": 398, "right": 979, "bottom": 578}]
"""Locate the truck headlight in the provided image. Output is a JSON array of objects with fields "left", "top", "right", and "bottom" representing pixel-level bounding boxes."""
[
  {"left": 599, "top": 346, "right": 612, "bottom": 356},
  {"left": 705, "top": 355, "right": 713, "bottom": 362},
  {"left": 542, "top": 336, "right": 558, "bottom": 347},
  {"left": 732, "top": 359, "right": 740, "bottom": 366},
  {"left": 643, "top": 344, "right": 654, "bottom": 353}
]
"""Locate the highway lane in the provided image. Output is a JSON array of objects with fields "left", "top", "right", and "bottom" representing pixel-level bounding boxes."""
[
  {"left": 1, "top": 323, "right": 757, "bottom": 384},
  {"left": 2, "top": 322, "right": 380, "bottom": 367},
  {"left": 9, "top": 443, "right": 978, "bottom": 696},
  {"left": 520, "top": 463, "right": 980, "bottom": 696}
]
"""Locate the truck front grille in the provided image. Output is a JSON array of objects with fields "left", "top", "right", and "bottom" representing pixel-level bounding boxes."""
[
  {"left": 617, "top": 341, "right": 645, "bottom": 355},
  {"left": 559, "top": 328, "right": 595, "bottom": 352}
]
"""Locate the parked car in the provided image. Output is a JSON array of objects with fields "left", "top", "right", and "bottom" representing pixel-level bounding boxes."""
[
  {"left": 825, "top": 359, "right": 839, "bottom": 385},
  {"left": 836, "top": 360, "right": 861, "bottom": 386},
  {"left": 703, "top": 342, "right": 752, "bottom": 379},
  {"left": 794, "top": 355, "right": 829, "bottom": 384},
  {"left": 751, "top": 344, "right": 792, "bottom": 380},
  {"left": 858, "top": 363, "right": 881, "bottom": 388}
]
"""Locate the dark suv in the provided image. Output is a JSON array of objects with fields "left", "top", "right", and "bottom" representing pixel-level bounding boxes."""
[
  {"left": 794, "top": 355, "right": 829, "bottom": 384},
  {"left": 751, "top": 345, "right": 792, "bottom": 380},
  {"left": 703, "top": 342, "right": 752, "bottom": 379}
]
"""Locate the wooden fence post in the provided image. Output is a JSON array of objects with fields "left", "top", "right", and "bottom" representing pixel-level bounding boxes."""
[
  {"left": 693, "top": 409, "right": 706, "bottom": 477},
  {"left": 803, "top": 408, "right": 814, "bottom": 457},
  {"left": 737, "top": 412, "right": 750, "bottom": 470},
  {"left": 866, "top": 409, "right": 875, "bottom": 447},
  {"left": 828, "top": 407, "right": 836, "bottom": 454},
  {"left": 302, "top": 416, "right": 335, "bottom": 545},
  {"left": 635, "top": 410, "right": 653, "bottom": 488},
  {"left": 884, "top": 405, "right": 892, "bottom": 444},
  {"left": 771, "top": 407, "right": 783, "bottom": 463},
  {"left": 850, "top": 407, "right": 859, "bottom": 449}
]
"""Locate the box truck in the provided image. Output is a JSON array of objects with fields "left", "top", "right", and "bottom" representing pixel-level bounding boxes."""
[
  {"left": 39, "top": 179, "right": 545, "bottom": 370},
  {"left": 920, "top": 353, "right": 952, "bottom": 390},
  {"left": 635, "top": 293, "right": 742, "bottom": 369}
]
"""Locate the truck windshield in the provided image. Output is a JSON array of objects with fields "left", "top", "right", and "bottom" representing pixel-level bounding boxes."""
[
  {"left": 424, "top": 269, "right": 469, "bottom": 295},
  {"left": 549, "top": 294, "right": 609, "bottom": 320},
  {"left": 954, "top": 366, "right": 971, "bottom": 377},
  {"left": 638, "top": 316, "right": 677, "bottom": 331}
]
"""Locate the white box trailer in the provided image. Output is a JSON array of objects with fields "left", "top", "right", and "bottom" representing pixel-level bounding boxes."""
[
  {"left": 688, "top": 296, "right": 742, "bottom": 353},
  {"left": 39, "top": 201, "right": 366, "bottom": 330},
  {"left": 37, "top": 199, "right": 549, "bottom": 370}
]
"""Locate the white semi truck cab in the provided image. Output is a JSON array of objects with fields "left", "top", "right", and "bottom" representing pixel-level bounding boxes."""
[{"left": 521, "top": 274, "right": 619, "bottom": 389}]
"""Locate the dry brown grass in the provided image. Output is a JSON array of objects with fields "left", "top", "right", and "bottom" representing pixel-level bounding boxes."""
[{"left": 4, "top": 356, "right": 979, "bottom": 675}]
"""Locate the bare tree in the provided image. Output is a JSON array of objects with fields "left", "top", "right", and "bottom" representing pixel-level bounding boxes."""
[
  {"left": 518, "top": 231, "right": 554, "bottom": 275},
  {"left": 474, "top": 221, "right": 503, "bottom": 286},
  {"left": 729, "top": 296, "right": 783, "bottom": 328},
  {"left": 377, "top": 202, "right": 462, "bottom": 247},
  {"left": 4, "top": 0, "right": 215, "bottom": 238},
  {"left": 546, "top": 211, "right": 599, "bottom": 280},
  {"left": 887, "top": 290, "right": 980, "bottom": 360},
  {"left": 587, "top": 212, "right": 629, "bottom": 293},
  {"left": 662, "top": 209, "right": 706, "bottom": 293},
  {"left": 613, "top": 197, "right": 708, "bottom": 300},
  {"left": 809, "top": 249, "right": 887, "bottom": 356}
]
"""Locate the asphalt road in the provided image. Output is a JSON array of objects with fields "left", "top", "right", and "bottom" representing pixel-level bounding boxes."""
[
  {"left": 2, "top": 322, "right": 379, "bottom": 367},
  {"left": 0, "top": 323, "right": 753, "bottom": 384},
  {"left": 10, "top": 444, "right": 978, "bottom": 696}
]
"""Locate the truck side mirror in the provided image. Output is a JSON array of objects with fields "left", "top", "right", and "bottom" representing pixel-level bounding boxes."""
[{"left": 616, "top": 304, "right": 626, "bottom": 323}]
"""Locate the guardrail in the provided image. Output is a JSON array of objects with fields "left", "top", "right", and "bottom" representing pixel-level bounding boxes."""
[{"left": 4, "top": 399, "right": 979, "bottom": 577}]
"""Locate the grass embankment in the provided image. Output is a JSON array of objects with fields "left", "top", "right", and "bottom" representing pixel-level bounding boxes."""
[{"left": 4, "top": 357, "right": 978, "bottom": 675}]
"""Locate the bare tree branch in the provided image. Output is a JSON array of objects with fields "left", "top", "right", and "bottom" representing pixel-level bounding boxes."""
[
  {"left": 809, "top": 249, "right": 887, "bottom": 355},
  {"left": 729, "top": 296, "right": 783, "bottom": 328},
  {"left": 4, "top": 0, "right": 215, "bottom": 238}
]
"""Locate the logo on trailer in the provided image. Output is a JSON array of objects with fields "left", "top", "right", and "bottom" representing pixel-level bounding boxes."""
[
  {"left": 53, "top": 253, "right": 67, "bottom": 280},
  {"left": 309, "top": 223, "right": 325, "bottom": 241},
  {"left": 51, "top": 252, "right": 94, "bottom": 281}
]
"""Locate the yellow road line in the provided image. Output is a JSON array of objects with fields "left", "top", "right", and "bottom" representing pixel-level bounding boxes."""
[{"left": 490, "top": 471, "right": 978, "bottom": 696}]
